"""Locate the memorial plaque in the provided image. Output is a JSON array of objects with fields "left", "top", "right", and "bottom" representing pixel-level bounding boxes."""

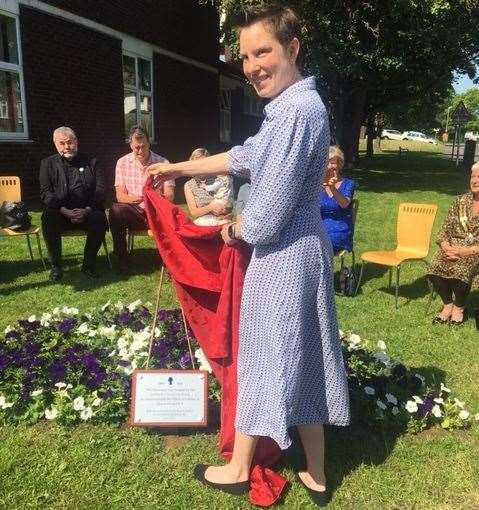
[{"left": 130, "top": 370, "right": 208, "bottom": 427}]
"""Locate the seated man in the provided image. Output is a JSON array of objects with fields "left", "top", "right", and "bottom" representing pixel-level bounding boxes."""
[
  {"left": 40, "top": 126, "right": 107, "bottom": 281},
  {"left": 109, "top": 126, "right": 175, "bottom": 271}
]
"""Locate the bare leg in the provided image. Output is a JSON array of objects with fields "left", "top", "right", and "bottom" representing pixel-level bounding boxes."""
[
  {"left": 204, "top": 431, "right": 258, "bottom": 483},
  {"left": 297, "top": 424, "right": 326, "bottom": 492},
  {"left": 450, "top": 305, "right": 465, "bottom": 322},
  {"left": 437, "top": 303, "right": 453, "bottom": 321}
]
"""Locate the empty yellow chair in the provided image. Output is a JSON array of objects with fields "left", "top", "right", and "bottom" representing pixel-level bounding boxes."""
[
  {"left": 355, "top": 202, "right": 437, "bottom": 308},
  {"left": 0, "top": 176, "right": 46, "bottom": 269}
]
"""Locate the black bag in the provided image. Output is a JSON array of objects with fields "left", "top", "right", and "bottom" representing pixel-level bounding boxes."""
[
  {"left": 339, "top": 266, "right": 356, "bottom": 297},
  {"left": 0, "top": 201, "right": 31, "bottom": 231}
]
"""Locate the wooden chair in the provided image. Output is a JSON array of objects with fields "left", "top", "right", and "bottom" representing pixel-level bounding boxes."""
[
  {"left": 335, "top": 198, "right": 359, "bottom": 273},
  {"left": 0, "top": 176, "right": 47, "bottom": 269},
  {"left": 355, "top": 202, "right": 438, "bottom": 308},
  {"left": 127, "top": 229, "right": 152, "bottom": 254},
  {"left": 61, "top": 230, "right": 112, "bottom": 268}
]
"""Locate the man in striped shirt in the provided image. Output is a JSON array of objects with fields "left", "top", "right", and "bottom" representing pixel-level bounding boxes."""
[{"left": 109, "top": 125, "right": 175, "bottom": 272}]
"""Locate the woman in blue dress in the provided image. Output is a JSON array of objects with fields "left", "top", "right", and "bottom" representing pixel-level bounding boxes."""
[
  {"left": 148, "top": 4, "right": 350, "bottom": 503},
  {"left": 320, "top": 146, "right": 356, "bottom": 253}
]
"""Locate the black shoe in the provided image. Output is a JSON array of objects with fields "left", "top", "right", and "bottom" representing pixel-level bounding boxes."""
[
  {"left": 81, "top": 266, "right": 99, "bottom": 279},
  {"left": 193, "top": 464, "right": 249, "bottom": 495},
  {"left": 49, "top": 266, "right": 63, "bottom": 281},
  {"left": 432, "top": 316, "right": 449, "bottom": 324},
  {"left": 297, "top": 474, "right": 331, "bottom": 507}
]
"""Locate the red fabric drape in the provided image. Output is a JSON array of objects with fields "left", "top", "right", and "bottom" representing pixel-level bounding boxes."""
[{"left": 144, "top": 188, "right": 287, "bottom": 507}]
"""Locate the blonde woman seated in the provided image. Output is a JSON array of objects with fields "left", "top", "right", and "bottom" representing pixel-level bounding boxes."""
[
  {"left": 184, "top": 148, "right": 234, "bottom": 226},
  {"left": 428, "top": 162, "right": 479, "bottom": 325}
]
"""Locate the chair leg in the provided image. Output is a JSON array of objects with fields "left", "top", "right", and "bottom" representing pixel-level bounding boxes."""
[
  {"left": 354, "top": 261, "right": 365, "bottom": 296},
  {"left": 35, "top": 232, "right": 47, "bottom": 270},
  {"left": 130, "top": 235, "right": 135, "bottom": 253},
  {"left": 340, "top": 254, "right": 344, "bottom": 272},
  {"left": 351, "top": 250, "right": 356, "bottom": 274},
  {"left": 395, "top": 265, "right": 401, "bottom": 309},
  {"left": 103, "top": 238, "right": 112, "bottom": 269},
  {"left": 388, "top": 268, "right": 392, "bottom": 290},
  {"left": 26, "top": 235, "right": 34, "bottom": 261}
]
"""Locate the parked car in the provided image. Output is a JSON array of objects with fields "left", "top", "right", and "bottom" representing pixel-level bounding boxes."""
[
  {"left": 401, "top": 131, "right": 438, "bottom": 144},
  {"left": 465, "top": 131, "right": 479, "bottom": 142},
  {"left": 381, "top": 129, "right": 403, "bottom": 140}
]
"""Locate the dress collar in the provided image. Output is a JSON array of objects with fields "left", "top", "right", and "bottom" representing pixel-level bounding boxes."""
[{"left": 264, "top": 76, "right": 316, "bottom": 117}]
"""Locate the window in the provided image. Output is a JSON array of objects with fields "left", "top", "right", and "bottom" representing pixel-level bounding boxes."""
[
  {"left": 0, "top": 11, "right": 28, "bottom": 139},
  {"left": 122, "top": 54, "right": 153, "bottom": 139},
  {"left": 220, "top": 88, "right": 231, "bottom": 143}
]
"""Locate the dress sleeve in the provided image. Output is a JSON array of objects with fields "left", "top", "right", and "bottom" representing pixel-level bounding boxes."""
[
  {"left": 342, "top": 178, "right": 356, "bottom": 200},
  {"left": 436, "top": 197, "right": 459, "bottom": 244},
  {"left": 228, "top": 135, "right": 256, "bottom": 179},
  {"left": 241, "top": 108, "right": 324, "bottom": 245}
]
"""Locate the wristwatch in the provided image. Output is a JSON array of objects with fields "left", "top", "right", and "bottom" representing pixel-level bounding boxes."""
[{"left": 228, "top": 223, "right": 236, "bottom": 240}]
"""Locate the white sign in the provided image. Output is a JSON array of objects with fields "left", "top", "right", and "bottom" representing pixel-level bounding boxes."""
[{"left": 130, "top": 370, "right": 208, "bottom": 427}]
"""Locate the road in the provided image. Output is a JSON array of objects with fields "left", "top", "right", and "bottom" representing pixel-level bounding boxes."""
[{"left": 443, "top": 141, "right": 479, "bottom": 161}]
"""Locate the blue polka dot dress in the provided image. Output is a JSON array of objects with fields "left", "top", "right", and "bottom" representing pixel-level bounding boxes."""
[{"left": 229, "top": 77, "right": 350, "bottom": 450}]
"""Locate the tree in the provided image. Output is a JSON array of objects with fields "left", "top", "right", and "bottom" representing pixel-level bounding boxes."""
[
  {"left": 202, "top": 0, "right": 479, "bottom": 166},
  {"left": 438, "top": 88, "right": 479, "bottom": 132}
]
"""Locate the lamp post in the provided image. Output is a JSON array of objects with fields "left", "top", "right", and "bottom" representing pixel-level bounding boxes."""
[{"left": 445, "top": 106, "right": 452, "bottom": 134}]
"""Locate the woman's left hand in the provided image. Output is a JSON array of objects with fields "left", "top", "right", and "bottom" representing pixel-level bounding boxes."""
[{"left": 221, "top": 223, "right": 238, "bottom": 246}]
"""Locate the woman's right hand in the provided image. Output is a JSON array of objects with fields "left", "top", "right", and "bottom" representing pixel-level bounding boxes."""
[{"left": 147, "top": 162, "right": 179, "bottom": 181}]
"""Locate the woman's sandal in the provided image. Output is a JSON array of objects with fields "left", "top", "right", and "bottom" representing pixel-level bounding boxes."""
[
  {"left": 449, "top": 310, "right": 467, "bottom": 326},
  {"left": 296, "top": 473, "right": 331, "bottom": 507},
  {"left": 193, "top": 464, "right": 249, "bottom": 495},
  {"left": 432, "top": 316, "right": 449, "bottom": 324}
]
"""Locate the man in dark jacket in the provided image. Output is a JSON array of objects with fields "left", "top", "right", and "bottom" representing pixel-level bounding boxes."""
[{"left": 40, "top": 126, "right": 107, "bottom": 280}]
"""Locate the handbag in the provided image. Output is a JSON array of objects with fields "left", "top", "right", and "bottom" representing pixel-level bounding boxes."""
[
  {"left": 338, "top": 266, "right": 356, "bottom": 297},
  {"left": 0, "top": 201, "right": 31, "bottom": 231}
]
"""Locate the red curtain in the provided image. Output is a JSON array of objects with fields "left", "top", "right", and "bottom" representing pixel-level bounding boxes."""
[{"left": 144, "top": 188, "right": 286, "bottom": 506}]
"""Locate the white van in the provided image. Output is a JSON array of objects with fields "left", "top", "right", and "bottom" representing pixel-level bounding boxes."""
[{"left": 465, "top": 131, "right": 479, "bottom": 142}]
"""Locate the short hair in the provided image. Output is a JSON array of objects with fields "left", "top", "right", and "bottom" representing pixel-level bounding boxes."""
[
  {"left": 189, "top": 147, "right": 210, "bottom": 160},
  {"left": 329, "top": 146, "right": 345, "bottom": 170},
  {"left": 472, "top": 161, "right": 479, "bottom": 172},
  {"left": 233, "top": 3, "right": 301, "bottom": 48},
  {"left": 53, "top": 126, "right": 77, "bottom": 141},
  {"left": 128, "top": 125, "right": 150, "bottom": 143}
]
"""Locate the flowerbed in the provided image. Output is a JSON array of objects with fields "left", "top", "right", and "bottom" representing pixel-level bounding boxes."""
[{"left": 0, "top": 302, "right": 477, "bottom": 432}]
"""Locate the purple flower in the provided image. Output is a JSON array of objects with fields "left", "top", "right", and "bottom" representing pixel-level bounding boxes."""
[
  {"left": 179, "top": 353, "right": 192, "bottom": 369},
  {"left": 140, "top": 308, "right": 151, "bottom": 320},
  {"left": 152, "top": 342, "right": 169, "bottom": 363},
  {"left": 49, "top": 361, "right": 66, "bottom": 381},
  {"left": 57, "top": 318, "right": 77, "bottom": 336},
  {"left": 130, "top": 320, "right": 144, "bottom": 332},
  {"left": 18, "top": 320, "right": 41, "bottom": 332},
  {"left": 157, "top": 310, "right": 168, "bottom": 322},
  {"left": 118, "top": 360, "right": 130, "bottom": 367},
  {"left": 113, "top": 311, "right": 132, "bottom": 326},
  {"left": 102, "top": 389, "right": 113, "bottom": 400},
  {"left": 5, "top": 330, "right": 21, "bottom": 341}
]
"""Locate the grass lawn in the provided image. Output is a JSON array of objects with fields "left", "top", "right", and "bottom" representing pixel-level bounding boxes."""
[{"left": 1, "top": 141, "right": 478, "bottom": 509}]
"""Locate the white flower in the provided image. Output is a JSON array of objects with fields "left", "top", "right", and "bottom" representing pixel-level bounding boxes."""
[
  {"left": 364, "top": 386, "right": 375, "bottom": 396},
  {"left": 62, "top": 306, "right": 78, "bottom": 316},
  {"left": 453, "top": 398, "right": 465, "bottom": 409},
  {"left": 412, "top": 396, "right": 424, "bottom": 404},
  {"left": 117, "top": 337, "right": 129, "bottom": 350},
  {"left": 98, "top": 325, "right": 116, "bottom": 340},
  {"left": 459, "top": 410, "right": 470, "bottom": 420},
  {"left": 54, "top": 382, "right": 67, "bottom": 389},
  {"left": 0, "top": 395, "right": 14, "bottom": 409},
  {"left": 40, "top": 313, "right": 52, "bottom": 326},
  {"left": 338, "top": 329, "right": 344, "bottom": 338},
  {"left": 28, "top": 315, "right": 37, "bottom": 323},
  {"left": 4, "top": 325, "right": 13, "bottom": 334},
  {"left": 85, "top": 313, "right": 92, "bottom": 320},
  {"left": 92, "top": 398, "right": 102, "bottom": 407},
  {"left": 118, "top": 347, "right": 130, "bottom": 360},
  {"left": 376, "top": 400, "right": 387, "bottom": 410},
  {"left": 45, "top": 407, "right": 58, "bottom": 420},
  {"left": 88, "top": 330, "right": 97, "bottom": 337},
  {"left": 194, "top": 348, "right": 212, "bottom": 374},
  {"left": 405, "top": 400, "right": 418, "bottom": 413},
  {"left": 130, "top": 337, "right": 148, "bottom": 353},
  {"left": 432, "top": 405, "right": 442, "bottom": 418},
  {"left": 66, "top": 384, "right": 73, "bottom": 390},
  {"left": 372, "top": 351, "right": 390, "bottom": 364},
  {"left": 133, "top": 329, "right": 150, "bottom": 344},
  {"left": 377, "top": 340, "right": 387, "bottom": 350},
  {"left": 433, "top": 398, "right": 444, "bottom": 404},
  {"left": 80, "top": 407, "right": 93, "bottom": 421},
  {"left": 415, "top": 373, "right": 426, "bottom": 385},
  {"left": 52, "top": 307, "right": 61, "bottom": 315},
  {"left": 115, "top": 301, "right": 124, "bottom": 310},
  {"left": 127, "top": 299, "right": 142, "bottom": 312},
  {"left": 73, "top": 396, "right": 85, "bottom": 411},
  {"left": 391, "top": 406, "right": 399, "bottom": 416},
  {"left": 101, "top": 300, "right": 111, "bottom": 311},
  {"left": 349, "top": 334, "right": 361, "bottom": 345},
  {"left": 120, "top": 364, "right": 133, "bottom": 376},
  {"left": 31, "top": 389, "right": 43, "bottom": 397},
  {"left": 385, "top": 393, "right": 398, "bottom": 405},
  {"left": 440, "top": 382, "right": 451, "bottom": 394},
  {"left": 77, "top": 322, "right": 90, "bottom": 334},
  {"left": 474, "top": 414, "right": 479, "bottom": 422}
]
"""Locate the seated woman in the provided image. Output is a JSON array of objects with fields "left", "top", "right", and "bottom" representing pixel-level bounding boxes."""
[
  {"left": 184, "top": 148, "right": 234, "bottom": 226},
  {"left": 428, "top": 162, "right": 479, "bottom": 325},
  {"left": 320, "top": 146, "right": 356, "bottom": 252}
]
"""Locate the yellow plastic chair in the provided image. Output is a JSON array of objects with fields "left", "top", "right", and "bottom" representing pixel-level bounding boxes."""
[
  {"left": 355, "top": 202, "right": 437, "bottom": 308},
  {"left": 0, "top": 176, "right": 47, "bottom": 269},
  {"left": 335, "top": 198, "right": 359, "bottom": 272}
]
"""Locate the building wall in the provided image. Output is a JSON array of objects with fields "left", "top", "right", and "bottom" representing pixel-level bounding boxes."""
[{"left": 38, "top": 0, "right": 219, "bottom": 66}]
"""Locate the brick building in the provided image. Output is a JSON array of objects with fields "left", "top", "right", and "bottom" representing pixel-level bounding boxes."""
[{"left": 0, "top": 0, "right": 263, "bottom": 201}]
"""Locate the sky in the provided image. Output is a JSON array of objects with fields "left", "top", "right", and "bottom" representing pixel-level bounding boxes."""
[{"left": 453, "top": 72, "right": 478, "bottom": 94}]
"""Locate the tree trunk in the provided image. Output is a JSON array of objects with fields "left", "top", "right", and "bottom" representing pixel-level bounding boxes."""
[
  {"left": 333, "top": 79, "right": 367, "bottom": 169},
  {"left": 366, "top": 114, "right": 375, "bottom": 158}
]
